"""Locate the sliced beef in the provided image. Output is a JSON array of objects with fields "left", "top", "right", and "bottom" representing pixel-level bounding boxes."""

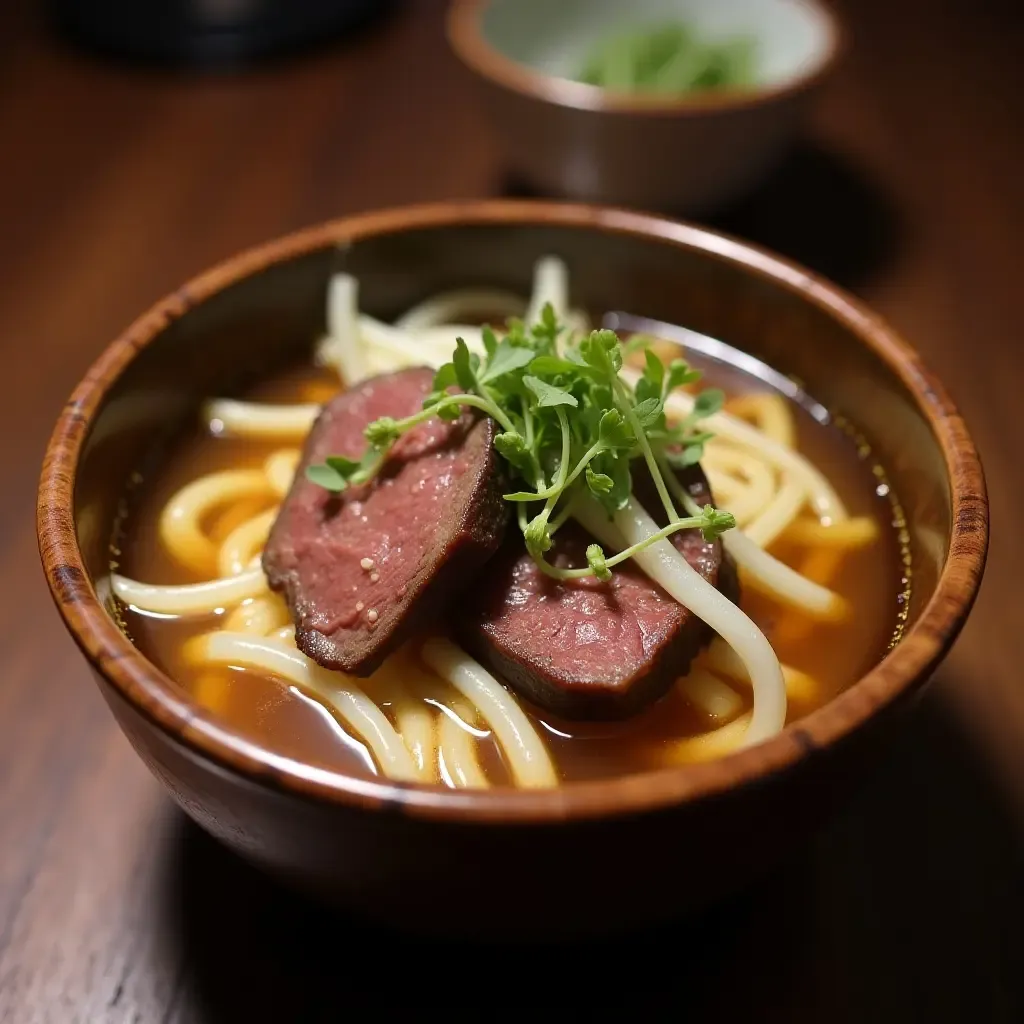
[
  {"left": 458, "top": 466, "right": 737, "bottom": 720},
  {"left": 264, "top": 367, "right": 508, "bottom": 676}
]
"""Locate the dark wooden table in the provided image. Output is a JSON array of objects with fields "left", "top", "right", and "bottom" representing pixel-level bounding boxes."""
[{"left": 2, "top": 1, "right": 1022, "bottom": 1020}]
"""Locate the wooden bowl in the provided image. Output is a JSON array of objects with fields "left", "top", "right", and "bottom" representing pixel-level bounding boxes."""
[
  {"left": 448, "top": 0, "right": 841, "bottom": 213},
  {"left": 37, "top": 200, "right": 987, "bottom": 936}
]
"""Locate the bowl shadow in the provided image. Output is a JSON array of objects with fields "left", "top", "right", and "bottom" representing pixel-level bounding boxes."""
[
  {"left": 160, "top": 676, "right": 1023, "bottom": 1021},
  {"left": 501, "top": 142, "right": 901, "bottom": 294}
]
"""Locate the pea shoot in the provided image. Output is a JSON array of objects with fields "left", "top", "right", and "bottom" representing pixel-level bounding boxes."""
[{"left": 306, "top": 306, "right": 735, "bottom": 581}]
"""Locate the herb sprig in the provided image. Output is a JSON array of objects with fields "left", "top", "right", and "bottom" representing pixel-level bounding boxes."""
[{"left": 306, "top": 306, "right": 735, "bottom": 581}]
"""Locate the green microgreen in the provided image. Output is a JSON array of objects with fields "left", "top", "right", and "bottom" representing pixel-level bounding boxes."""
[{"left": 305, "top": 306, "right": 734, "bottom": 579}]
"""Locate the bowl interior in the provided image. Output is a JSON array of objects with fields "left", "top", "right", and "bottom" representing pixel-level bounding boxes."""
[
  {"left": 74, "top": 211, "right": 951, "bottom": 722},
  {"left": 478, "top": 0, "right": 835, "bottom": 91}
]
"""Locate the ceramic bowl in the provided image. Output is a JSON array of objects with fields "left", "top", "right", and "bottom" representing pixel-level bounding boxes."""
[
  {"left": 448, "top": 0, "right": 841, "bottom": 213},
  {"left": 38, "top": 200, "right": 986, "bottom": 936}
]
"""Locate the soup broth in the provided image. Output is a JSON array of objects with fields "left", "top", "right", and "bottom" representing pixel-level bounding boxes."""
[{"left": 115, "top": 352, "right": 906, "bottom": 785}]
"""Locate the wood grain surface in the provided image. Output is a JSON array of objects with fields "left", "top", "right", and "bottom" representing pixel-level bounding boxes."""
[{"left": 2, "top": 0, "right": 1021, "bottom": 1020}]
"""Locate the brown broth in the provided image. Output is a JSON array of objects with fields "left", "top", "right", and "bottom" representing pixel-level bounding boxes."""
[{"left": 115, "top": 358, "right": 907, "bottom": 785}]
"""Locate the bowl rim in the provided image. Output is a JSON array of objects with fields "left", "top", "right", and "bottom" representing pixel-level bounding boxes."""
[
  {"left": 37, "top": 198, "right": 988, "bottom": 825},
  {"left": 446, "top": 0, "right": 843, "bottom": 116}
]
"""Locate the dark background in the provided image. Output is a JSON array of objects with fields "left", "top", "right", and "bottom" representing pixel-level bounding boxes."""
[{"left": 1, "top": 0, "right": 1022, "bottom": 1020}]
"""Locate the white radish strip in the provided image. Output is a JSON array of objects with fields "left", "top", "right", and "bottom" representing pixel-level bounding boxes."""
[
  {"left": 702, "top": 445, "right": 777, "bottom": 527},
  {"left": 217, "top": 508, "right": 278, "bottom": 577},
  {"left": 526, "top": 255, "right": 569, "bottom": 325},
  {"left": 199, "top": 632, "right": 419, "bottom": 782},
  {"left": 726, "top": 529, "right": 848, "bottom": 620},
  {"left": 112, "top": 568, "right": 267, "bottom": 616},
  {"left": 326, "top": 272, "right": 365, "bottom": 383},
  {"left": 783, "top": 516, "right": 880, "bottom": 550},
  {"left": 204, "top": 400, "right": 320, "bottom": 441},
  {"left": 438, "top": 706, "right": 490, "bottom": 789},
  {"left": 395, "top": 288, "right": 526, "bottom": 330},
  {"left": 678, "top": 667, "right": 744, "bottom": 722},
  {"left": 621, "top": 366, "right": 846, "bottom": 522},
  {"left": 159, "top": 468, "right": 273, "bottom": 575},
  {"left": 668, "top": 713, "right": 753, "bottom": 764},
  {"left": 744, "top": 477, "right": 807, "bottom": 549},
  {"left": 264, "top": 449, "right": 300, "bottom": 497},
  {"left": 704, "top": 636, "right": 819, "bottom": 705},
  {"left": 223, "top": 593, "right": 291, "bottom": 635},
  {"left": 574, "top": 496, "right": 786, "bottom": 747},
  {"left": 420, "top": 637, "right": 557, "bottom": 788}
]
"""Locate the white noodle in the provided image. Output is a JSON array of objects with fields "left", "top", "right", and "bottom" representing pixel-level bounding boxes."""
[
  {"left": 325, "top": 272, "right": 365, "bottom": 382},
  {"left": 574, "top": 496, "right": 787, "bottom": 747},
  {"left": 395, "top": 288, "right": 526, "bottom": 331},
  {"left": 112, "top": 568, "right": 267, "bottom": 616},
  {"left": 198, "top": 632, "right": 419, "bottom": 782},
  {"left": 726, "top": 530, "right": 847, "bottom": 620},
  {"left": 701, "top": 444, "right": 777, "bottom": 527},
  {"left": 223, "top": 594, "right": 291, "bottom": 636},
  {"left": 264, "top": 448, "right": 301, "bottom": 497},
  {"left": 217, "top": 507, "right": 277, "bottom": 577},
  {"left": 203, "top": 399, "right": 320, "bottom": 441},
  {"left": 744, "top": 476, "right": 807, "bottom": 549},
  {"left": 159, "top": 468, "right": 272, "bottom": 574},
  {"left": 620, "top": 365, "right": 846, "bottom": 522},
  {"left": 678, "top": 667, "right": 744, "bottom": 722},
  {"left": 438, "top": 708, "right": 490, "bottom": 789},
  {"left": 420, "top": 638, "right": 557, "bottom": 788},
  {"left": 526, "top": 255, "right": 569, "bottom": 325},
  {"left": 704, "top": 636, "right": 819, "bottom": 705}
]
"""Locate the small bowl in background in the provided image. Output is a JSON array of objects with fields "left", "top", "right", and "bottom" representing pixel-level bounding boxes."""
[{"left": 448, "top": 0, "right": 841, "bottom": 214}]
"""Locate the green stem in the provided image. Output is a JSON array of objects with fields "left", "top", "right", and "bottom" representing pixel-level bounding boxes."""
[
  {"left": 612, "top": 377, "right": 679, "bottom": 523},
  {"left": 537, "top": 513, "right": 708, "bottom": 581},
  {"left": 658, "top": 452, "right": 703, "bottom": 519}
]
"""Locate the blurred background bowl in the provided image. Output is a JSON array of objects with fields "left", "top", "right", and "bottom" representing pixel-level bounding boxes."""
[{"left": 448, "top": 0, "right": 840, "bottom": 214}]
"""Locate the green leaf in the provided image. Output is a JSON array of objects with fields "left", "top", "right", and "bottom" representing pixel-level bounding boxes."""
[
  {"left": 643, "top": 349, "right": 665, "bottom": 392},
  {"left": 479, "top": 339, "right": 536, "bottom": 384},
  {"left": 633, "top": 397, "right": 664, "bottom": 428},
  {"left": 586, "top": 543, "right": 612, "bottom": 582},
  {"left": 305, "top": 462, "right": 348, "bottom": 492},
  {"left": 665, "top": 358, "right": 702, "bottom": 392},
  {"left": 597, "top": 409, "right": 634, "bottom": 449},
  {"left": 592, "top": 450, "right": 632, "bottom": 514},
  {"left": 453, "top": 337, "right": 478, "bottom": 392},
  {"left": 523, "top": 375, "right": 579, "bottom": 409},
  {"left": 580, "top": 329, "right": 623, "bottom": 375},
  {"left": 585, "top": 466, "right": 614, "bottom": 495},
  {"left": 432, "top": 362, "right": 458, "bottom": 392},
  {"left": 527, "top": 355, "right": 590, "bottom": 378},
  {"left": 665, "top": 442, "right": 706, "bottom": 469},
  {"left": 323, "top": 454, "right": 361, "bottom": 477},
  {"left": 692, "top": 387, "right": 725, "bottom": 420},
  {"left": 493, "top": 430, "right": 535, "bottom": 476},
  {"left": 482, "top": 325, "right": 498, "bottom": 359},
  {"left": 531, "top": 302, "right": 561, "bottom": 351}
]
